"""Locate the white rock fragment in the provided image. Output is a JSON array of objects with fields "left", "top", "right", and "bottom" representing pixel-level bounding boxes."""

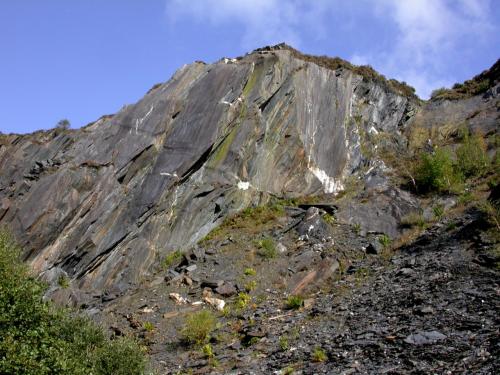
[
  {"left": 141, "top": 307, "right": 154, "bottom": 314},
  {"left": 237, "top": 181, "right": 250, "bottom": 190},
  {"left": 169, "top": 293, "right": 188, "bottom": 305},
  {"left": 368, "top": 126, "right": 379, "bottom": 135},
  {"left": 203, "top": 296, "right": 225, "bottom": 311},
  {"left": 160, "top": 172, "right": 178, "bottom": 178},
  {"left": 277, "top": 242, "right": 287, "bottom": 253}
]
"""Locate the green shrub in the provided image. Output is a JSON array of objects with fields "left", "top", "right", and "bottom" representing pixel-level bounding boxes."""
[
  {"left": 414, "top": 147, "right": 461, "bottom": 193},
  {"left": 311, "top": 347, "right": 328, "bottom": 362},
  {"left": 234, "top": 292, "right": 251, "bottom": 310},
  {"left": 56, "top": 119, "right": 71, "bottom": 130},
  {"left": 92, "top": 338, "right": 146, "bottom": 375},
  {"left": 244, "top": 267, "right": 256, "bottom": 276},
  {"left": 0, "top": 230, "right": 146, "bottom": 375},
  {"left": 181, "top": 310, "right": 216, "bottom": 345},
  {"left": 143, "top": 321, "right": 154, "bottom": 332},
  {"left": 256, "top": 237, "right": 277, "bottom": 259},
  {"left": 322, "top": 213, "right": 335, "bottom": 225},
  {"left": 458, "top": 191, "right": 474, "bottom": 205},
  {"left": 202, "top": 343, "right": 214, "bottom": 359},
  {"left": 353, "top": 223, "right": 361, "bottom": 234},
  {"left": 279, "top": 336, "right": 289, "bottom": 351},
  {"left": 58, "top": 274, "right": 70, "bottom": 289},
  {"left": 456, "top": 132, "right": 489, "bottom": 178},
  {"left": 379, "top": 234, "right": 391, "bottom": 248},
  {"left": 433, "top": 204, "right": 445, "bottom": 220},
  {"left": 162, "top": 250, "right": 183, "bottom": 269},
  {"left": 430, "top": 87, "right": 449, "bottom": 99},
  {"left": 430, "top": 60, "right": 495, "bottom": 101},
  {"left": 285, "top": 295, "right": 304, "bottom": 310},
  {"left": 244, "top": 280, "right": 257, "bottom": 292}
]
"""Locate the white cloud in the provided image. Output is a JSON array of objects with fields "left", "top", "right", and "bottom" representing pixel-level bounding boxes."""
[
  {"left": 367, "top": 0, "right": 495, "bottom": 97},
  {"left": 165, "top": 0, "right": 342, "bottom": 49},
  {"left": 165, "top": 0, "right": 303, "bottom": 49},
  {"left": 166, "top": 0, "right": 496, "bottom": 98}
]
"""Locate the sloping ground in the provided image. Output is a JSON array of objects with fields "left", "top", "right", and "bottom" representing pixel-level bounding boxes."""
[
  {"left": 262, "top": 209, "right": 499, "bottom": 374},
  {"left": 91, "top": 197, "right": 499, "bottom": 374},
  {"left": 0, "top": 45, "right": 498, "bottom": 374}
]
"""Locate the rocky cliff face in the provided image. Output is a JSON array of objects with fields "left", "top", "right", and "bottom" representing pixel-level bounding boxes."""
[{"left": 0, "top": 45, "right": 496, "bottom": 303}]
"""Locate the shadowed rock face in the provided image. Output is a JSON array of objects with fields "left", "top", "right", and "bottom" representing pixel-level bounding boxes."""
[{"left": 0, "top": 47, "right": 429, "bottom": 296}]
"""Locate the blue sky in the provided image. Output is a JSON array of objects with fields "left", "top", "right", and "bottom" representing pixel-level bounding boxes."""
[{"left": 1, "top": 0, "right": 498, "bottom": 134}]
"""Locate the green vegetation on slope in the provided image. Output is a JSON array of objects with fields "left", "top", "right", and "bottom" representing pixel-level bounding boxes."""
[
  {"left": 0, "top": 230, "right": 146, "bottom": 375},
  {"left": 413, "top": 129, "right": 493, "bottom": 194},
  {"left": 430, "top": 59, "right": 499, "bottom": 101}
]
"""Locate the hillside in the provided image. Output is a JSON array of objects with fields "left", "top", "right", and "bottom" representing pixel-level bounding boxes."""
[{"left": 0, "top": 44, "right": 498, "bottom": 374}]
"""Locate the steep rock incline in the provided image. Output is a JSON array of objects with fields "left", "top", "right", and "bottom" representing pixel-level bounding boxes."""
[
  {"left": 409, "top": 82, "right": 499, "bottom": 149},
  {"left": 1, "top": 47, "right": 415, "bottom": 298}
]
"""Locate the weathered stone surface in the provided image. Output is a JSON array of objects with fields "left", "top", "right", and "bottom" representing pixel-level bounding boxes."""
[
  {"left": 404, "top": 330, "right": 447, "bottom": 346},
  {"left": 0, "top": 45, "right": 496, "bottom": 302}
]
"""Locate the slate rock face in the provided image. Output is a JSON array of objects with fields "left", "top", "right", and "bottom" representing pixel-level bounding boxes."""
[{"left": 0, "top": 45, "right": 431, "bottom": 297}]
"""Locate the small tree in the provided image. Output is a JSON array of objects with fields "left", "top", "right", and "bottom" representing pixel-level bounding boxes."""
[
  {"left": 414, "top": 147, "right": 461, "bottom": 193},
  {"left": 456, "top": 131, "right": 489, "bottom": 178},
  {"left": 56, "top": 119, "right": 71, "bottom": 130}
]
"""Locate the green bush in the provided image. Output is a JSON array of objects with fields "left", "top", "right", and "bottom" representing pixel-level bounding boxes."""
[
  {"left": 244, "top": 280, "right": 257, "bottom": 292},
  {"left": 161, "top": 249, "right": 183, "bottom": 269},
  {"left": 432, "top": 204, "right": 445, "bottom": 220},
  {"left": 143, "top": 321, "right": 154, "bottom": 332},
  {"left": 379, "top": 234, "right": 391, "bottom": 248},
  {"left": 58, "top": 274, "right": 70, "bottom": 288},
  {"left": 414, "top": 147, "right": 461, "bottom": 193},
  {"left": 181, "top": 309, "right": 216, "bottom": 345},
  {"left": 279, "top": 336, "right": 289, "bottom": 351},
  {"left": 56, "top": 119, "right": 71, "bottom": 130},
  {"left": 322, "top": 213, "right": 335, "bottom": 225},
  {"left": 285, "top": 295, "right": 304, "bottom": 310},
  {"left": 244, "top": 267, "right": 256, "bottom": 276},
  {"left": 0, "top": 230, "right": 146, "bottom": 375},
  {"left": 202, "top": 343, "right": 214, "bottom": 359},
  {"left": 456, "top": 132, "right": 489, "bottom": 178},
  {"left": 430, "top": 87, "right": 449, "bottom": 99},
  {"left": 256, "top": 237, "right": 277, "bottom": 259},
  {"left": 311, "top": 347, "right": 328, "bottom": 362},
  {"left": 234, "top": 292, "right": 251, "bottom": 310}
]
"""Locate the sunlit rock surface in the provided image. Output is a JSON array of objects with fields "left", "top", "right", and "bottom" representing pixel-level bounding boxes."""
[{"left": 1, "top": 45, "right": 496, "bottom": 299}]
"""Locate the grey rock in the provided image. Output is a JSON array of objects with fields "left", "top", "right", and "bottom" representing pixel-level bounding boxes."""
[
  {"left": 277, "top": 242, "right": 288, "bottom": 253},
  {"left": 185, "top": 264, "right": 197, "bottom": 273},
  {"left": 201, "top": 279, "right": 224, "bottom": 289},
  {"left": 366, "top": 241, "right": 384, "bottom": 255},
  {"left": 337, "top": 186, "right": 420, "bottom": 238},
  {"left": 404, "top": 331, "right": 446, "bottom": 345},
  {"left": 215, "top": 283, "right": 237, "bottom": 297},
  {"left": 297, "top": 207, "right": 333, "bottom": 241}
]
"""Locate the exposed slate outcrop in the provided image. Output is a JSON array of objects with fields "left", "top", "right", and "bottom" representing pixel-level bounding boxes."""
[{"left": 0, "top": 45, "right": 497, "bottom": 306}]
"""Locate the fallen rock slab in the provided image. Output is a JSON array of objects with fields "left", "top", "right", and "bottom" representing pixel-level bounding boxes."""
[{"left": 404, "top": 330, "right": 446, "bottom": 345}]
